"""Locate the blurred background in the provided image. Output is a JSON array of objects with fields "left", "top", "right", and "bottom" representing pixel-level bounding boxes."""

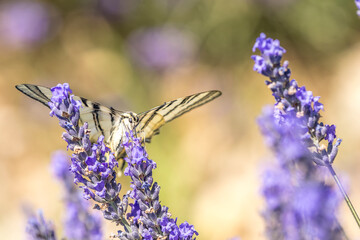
[{"left": 2, "top": 0, "right": 360, "bottom": 239}]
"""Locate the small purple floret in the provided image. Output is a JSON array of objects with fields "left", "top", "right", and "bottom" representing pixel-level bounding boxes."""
[
  {"left": 179, "top": 222, "right": 199, "bottom": 239},
  {"left": 325, "top": 124, "right": 336, "bottom": 143}
]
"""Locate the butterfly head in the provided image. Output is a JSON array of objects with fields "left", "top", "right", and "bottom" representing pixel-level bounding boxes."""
[{"left": 121, "top": 112, "right": 139, "bottom": 130}]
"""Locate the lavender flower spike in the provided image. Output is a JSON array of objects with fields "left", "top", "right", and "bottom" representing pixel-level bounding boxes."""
[
  {"left": 252, "top": 33, "right": 341, "bottom": 166},
  {"left": 26, "top": 211, "right": 57, "bottom": 240},
  {"left": 117, "top": 131, "right": 199, "bottom": 240},
  {"left": 48, "top": 83, "right": 130, "bottom": 231},
  {"left": 252, "top": 33, "right": 360, "bottom": 229}
]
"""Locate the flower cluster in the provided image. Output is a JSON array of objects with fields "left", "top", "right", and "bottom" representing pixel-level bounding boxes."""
[
  {"left": 26, "top": 211, "right": 56, "bottom": 240},
  {"left": 47, "top": 83, "right": 198, "bottom": 239},
  {"left": 252, "top": 33, "right": 341, "bottom": 166},
  {"left": 117, "top": 132, "right": 198, "bottom": 239},
  {"left": 51, "top": 151, "right": 103, "bottom": 240}
]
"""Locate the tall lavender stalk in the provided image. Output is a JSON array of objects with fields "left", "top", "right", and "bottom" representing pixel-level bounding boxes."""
[
  {"left": 119, "top": 132, "right": 198, "bottom": 239},
  {"left": 252, "top": 33, "right": 360, "bottom": 232},
  {"left": 47, "top": 83, "right": 198, "bottom": 239}
]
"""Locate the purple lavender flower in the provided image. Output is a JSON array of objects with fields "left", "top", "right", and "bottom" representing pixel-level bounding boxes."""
[
  {"left": 127, "top": 26, "right": 196, "bottom": 72},
  {"left": 179, "top": 222, "right": 199, "bottom": 239},
  {"left": 48, "top": 84, "right": 130, "bottom": 230},
  {"left": 252, "top": 33, "right": 342, "bottom": 166},
  {"left": 0, "top": 1, "right": 53, "bottom": 49},
  {"left": 51, "top": 151, "right": 103, "bottom": 240},
  {"left": 26, "top": 211, "right": 57, "bottom": 240},
  {"left": 118, "top": 132, "right": 199, "bottom": 239}
]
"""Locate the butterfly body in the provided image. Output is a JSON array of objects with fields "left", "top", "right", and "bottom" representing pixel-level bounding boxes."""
[
  {"left": 108, "top": 111, "right": 138, "bottom": 158},
  {"left": 16, "top": 84, "right": 221, "bottom": 160}
]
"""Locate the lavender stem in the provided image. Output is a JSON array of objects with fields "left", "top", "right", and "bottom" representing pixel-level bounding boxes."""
[{"left": 326, "top": 163, "right": 360, "bottom": 228}]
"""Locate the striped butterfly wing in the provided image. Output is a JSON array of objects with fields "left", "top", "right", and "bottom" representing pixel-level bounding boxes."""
[
  {"left": 135, "top": 90, "right": 222, "bottom": 142},
  {"left": 15, "top": 84, "right": 121, "bottom": 143}
]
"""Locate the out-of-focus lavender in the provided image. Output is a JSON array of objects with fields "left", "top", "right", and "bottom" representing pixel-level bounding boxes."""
[
  {"left": 97, "top": 0, "right": 140, "bottom": 19},
  {"left": 0, "top": 1, "right": 55, "bottom": 49},
  {"left": 25, "top": 211, "right": 57, "bottom": 240},
  {"left": 356, "top": 0, "right": 360, "bottom": 16},
  {"left": 51, "top": 151, "right": 103, "bottom": 240},
  {"left": 127, "top": 26, "right": 196, "bottom": 72},
  {"left": 258, "top": 108, "right": 344, "bottom": 239}
]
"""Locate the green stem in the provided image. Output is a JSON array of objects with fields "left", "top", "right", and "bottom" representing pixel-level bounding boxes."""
[
  {"left": 326, "top": 163, "right": 360, "bottom": 229},
  {"left": 110, "top": 201, "right": 131, "bottom": 233}
]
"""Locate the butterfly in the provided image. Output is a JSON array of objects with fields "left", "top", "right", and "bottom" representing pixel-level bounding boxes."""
[{"left": 16, "top": 84, "right": 221, "bottom": 161}]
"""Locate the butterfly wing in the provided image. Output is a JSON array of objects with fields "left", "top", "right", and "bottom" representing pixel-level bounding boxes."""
[
  {"left": 15, "top": 84, "right": 121, "bottom": 143},
  {"left": 136, "top": 90, "right": 222, "bottom": 142}
]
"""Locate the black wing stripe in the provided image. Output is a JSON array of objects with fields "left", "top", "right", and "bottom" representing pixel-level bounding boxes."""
[
  {"left": 180, "top": 95, "right": 191, "bottom": 105},
  {"left": 164, "top": 100, "right": 176, "bottom": 108},
  {"left": 16, "top": 85, "right": 51, "bottom": 108},
  {"left": 110, "top": 107, "right": 116, "bottom": 125},
  {"left": 156, "top": 100, "right": 177, "bottom": 115},
  {"left": 165, "top": 91, "right": 218, "bottom": 122},
  {"left": 184, "top": 91, "right": 217, "bottom": 111},
  {"left": 81, "top": 97, "right": 89, "bottom": 107},
  {"left": 92, "top": 103, "right": 105, "bottom": 136},
  {"left": 162, "top": 101, "right": 183, "bottom": 118},
  {"left": 95, "top": 111, "right": 105, "bottom": 136},
  {"left": 161, "top": 94, "right": 197, "bottom": 118},
  {"left": 92, "top": 111, "right": 100, "bottom": 133},
  {"left": 141, "top": 103, "right": 166, "bottom": 130},
  {"left": 185, "top": 93, "right": 200, "bottom": 104},
  {"left": 137, "top": 100, "right": 176, "bottom": 126},
  {"left": 30, "top": 85, "right": 51, "bottom": 103}
]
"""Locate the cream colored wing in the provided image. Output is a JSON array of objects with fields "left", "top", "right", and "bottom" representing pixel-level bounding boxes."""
[
  {"left": 15, "top": 84, "right": 122, "bottom": 143},
  {"left": 136, "top": 90, "right": 222, "bottom": 142}
]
